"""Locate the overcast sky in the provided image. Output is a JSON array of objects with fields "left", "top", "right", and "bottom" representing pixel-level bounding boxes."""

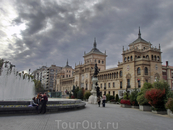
[{"left": 0, "top": 0, "right": 173, "bottom": 73}]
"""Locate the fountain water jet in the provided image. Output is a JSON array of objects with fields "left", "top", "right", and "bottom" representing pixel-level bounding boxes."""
[{"left": 0, "top": 63, "right": 34, "bottom": 101}]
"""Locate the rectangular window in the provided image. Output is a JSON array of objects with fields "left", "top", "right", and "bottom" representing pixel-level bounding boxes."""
[
  {"left": 113, "top": 82, "right": 115, "bottom": 88},
  {"left": 104, "top": 83, "right": 106, "bottom": 89},
  {"left": 138, "top": 80, "right": 141, "bottom": 88},
  {"left": 113, "top": 91, "right": 115, "bottom": 96},
  {"left": 108, "top": 91, "right": 110, "bottom": 95},
  {"left": 127, "top": 79, "right": 130, "bottom": 88},
  {"left": 108, "top": 83, "right": 110, "bottom": 88},
  {"left": 120, "top": 81, "right": 122, "bottom": 89},
  {"left": 162, "top": 71, "right": 166, "bottom": 75}
]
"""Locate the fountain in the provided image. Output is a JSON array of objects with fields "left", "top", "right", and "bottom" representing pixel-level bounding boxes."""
[
  {"left": 0, "top": 61, "right": 86, "bottom": 115},
  {"left": 0, "top": 62, "right": 34, "bottom": 101}
]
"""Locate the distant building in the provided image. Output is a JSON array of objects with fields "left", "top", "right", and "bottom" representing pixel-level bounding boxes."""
[
  {"left": 56, "top": 28, "right": 172, "bottom": 97},
  {"left": 162, "top": 61, "right": 173, "bottom": 91},
  {"left": 32, "top": 65, "right": 62, "bottom": 91}
]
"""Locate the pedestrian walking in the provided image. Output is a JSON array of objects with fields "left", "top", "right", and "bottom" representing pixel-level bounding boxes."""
[{"left": 102, "top": 94, "right": 106, "bottom": 107}]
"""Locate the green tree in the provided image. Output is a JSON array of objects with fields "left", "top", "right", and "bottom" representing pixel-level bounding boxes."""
[
  {"left": 106, "top": 94, "right": 110, "bottom": 101},
  {"left": 137, "top": 82, "right": 153, "bottom": 105},
  {"left": 34, "top": 80, "right": 45, "bottom": 94},
  {"left": 129, "top": 88, "right": 139, "bottom": 106},
  {"left": 115, "top": 94, "right": 119, "bottom": 102},
  {"left": 153, "top": 80, "right": 171, "bottom": 104},
  {"left": 84, "top": 91, "right": 91, "bottom": 100},
  {"left": 77, "top": 89, "right": 83, "bottom": 100}
]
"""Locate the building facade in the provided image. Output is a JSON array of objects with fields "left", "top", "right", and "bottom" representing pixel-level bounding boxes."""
[
  {"left": 33, "top": 65, "right": 62, "bottom": 91},
  {"left": 162, "top": 61, "right": 173, "bottom": 91},
  {"left": 56, "top": 29, "right": 172, "bottom": 96}
]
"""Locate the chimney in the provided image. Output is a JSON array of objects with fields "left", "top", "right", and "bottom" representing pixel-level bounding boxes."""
[{"left": 166, "top": 61, "right": 168, "bottom": 67}]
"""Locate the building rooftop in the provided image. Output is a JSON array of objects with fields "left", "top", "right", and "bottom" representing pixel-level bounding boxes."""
[
  {"left": 84, "top": 38, "right": 106, "bottom": 56},
  {"left": 129, "top": 27, "right": 151, "bottom": 46}
]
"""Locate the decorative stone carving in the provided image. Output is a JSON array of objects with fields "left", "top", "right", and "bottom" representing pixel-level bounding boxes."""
[{"left": 126, "top": 73, "right": 131, "bottom": 79}]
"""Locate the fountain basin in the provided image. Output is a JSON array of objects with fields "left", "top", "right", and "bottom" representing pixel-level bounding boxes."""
[{"left": 0, "top": 98, "right": 86, "bottom": 114}]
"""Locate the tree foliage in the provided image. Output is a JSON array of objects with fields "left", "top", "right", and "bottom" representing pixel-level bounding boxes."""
[
  {"left": 129, "top": 88, "right": 139, "bottom": 106},
  {"left": 115, "top": 94, "right": 119, "bottom": 102},
  {"left": 34, "top": 80, "right": 44, "bottom": 93},
  {"left": 84, "top": 91, "right": 91, "bottom": 100},
  {"left": 145, "top": 88, "right": 165, "bottom": 108},
  {"left": 137, "top": 82, "right": 153, "bottom": 105}
]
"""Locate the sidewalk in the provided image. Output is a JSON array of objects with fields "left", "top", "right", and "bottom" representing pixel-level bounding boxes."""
[{"left": 0, "top": 103, "right": 172, "bottom": 130}]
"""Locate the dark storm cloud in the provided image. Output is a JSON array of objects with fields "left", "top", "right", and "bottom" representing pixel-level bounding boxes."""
[{"left": 1, "top": 0, "right": 173, "bottom": 72}]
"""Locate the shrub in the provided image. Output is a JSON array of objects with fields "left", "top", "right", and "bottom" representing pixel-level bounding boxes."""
[
  {"left": 145, "top": 88, "right": 165, "bottom": 108},
  {"left": 109, "top": 95, "right": 115, "bottom": 101},
  {"left": 120, "top": 99, "right": 131, "bottom": 105},
  {"left": 106, "top": 94, "right": 110, "bottom": 101},
  {"left": 84, "top": 91, "right": 91, "bottom": 100},
  {"left": 166, "top": 91, "right": 173, "bottom": 100},
  {"left": 137, "top": 82, "right": 153, "bottom": 105},
  {"left": 77, "top": 89, "right": 83, "bottom": 100},
  {"left": 110, "top": 99, "right": 116, "bottom": 102},
  {"left": 137, "top": 94, "right": 149, "bottom": 105},
  {"left": 115, "top": 94, "right": 119, "bottom": 102},
  {"left": 119, "top": 98, "right": 122, "bottom": 103},
  {"left": 165, "top": 98, "right": 173, "bottom": 112},
  {"left": 129, "top": 88, "right": 139, "bottom": 106},
  {"left": 123, "top": 92, "right": 129, "bottom": 99},
  {"left": 153, "top": 80, "right": 170, "bottom": 104}
]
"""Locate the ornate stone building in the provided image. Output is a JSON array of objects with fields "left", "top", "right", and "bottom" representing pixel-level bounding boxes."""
[{"left": 56, "top": 28, "right": 165, "bottom": 97}]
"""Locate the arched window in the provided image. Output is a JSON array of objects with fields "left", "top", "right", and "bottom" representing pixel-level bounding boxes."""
[
  {"left": 98, "top": 60, "right": 100, "bottom": 63},
  {"left": 137, "top": 67, "right": 141, "bottom": 75},
  {"left": 95, "top": 59, "right": 97, "bottom": 63},
  {"left": 117, "top": 72, "right": 118, "bottom": 78},
  {"left": 151, "top": 55, "right": 153, "bottom": 60},
  {"left": 146, "top": 55, "right": 149, "bottom": 59},
  {"left": 128, "top": 57, "right": 130, "bottom": 61},
  {"left": 157, "top": 56, "right": 160, "bottom": 61},
  {"left": 131, "top": 56, "right": 133, "bottom": 61},
  {"left": 138, "top": 56, "right": 140, "bottom": 58},
  {"left": 102, "top": 60, "right": 104, "bottom": 64},
  {"left": 124, "top": 57, "right": 127, "bottom": 62},
  {"left": 120, "top": 71, "right": 122, "bottom": 77},
  {"left": 100, "top": 84, "right": 102, "bottom": 88},
  {"left": 154, "top": 55, "right": 156, "bottom": 61},
  {"left": 145, "top": 67, "right": 148, "bottom": 75}
]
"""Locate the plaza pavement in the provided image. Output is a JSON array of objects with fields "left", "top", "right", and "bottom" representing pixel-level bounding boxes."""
[{"left": 0, "top": 102, "right": 172, "bottom": 130}]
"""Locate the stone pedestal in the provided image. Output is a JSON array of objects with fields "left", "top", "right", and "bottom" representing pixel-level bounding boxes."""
[{"left": 88, "top": 77, "right": 98, "bottom": 104}]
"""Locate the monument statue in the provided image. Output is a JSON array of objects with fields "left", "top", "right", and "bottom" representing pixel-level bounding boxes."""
[
  {"left": 88, "top": 64, "right": 100, "bottom": 104},
  {"left": 93, "top": 63, "right": 99, "bottom": 77}
]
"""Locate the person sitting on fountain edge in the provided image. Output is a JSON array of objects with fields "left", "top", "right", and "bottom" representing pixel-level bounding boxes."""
[
  {"left": 32, "top": 97, "right": 39, "bottom": 112},
  {"left": 39, "top": 92, "right": 48, "bottom": 114}
]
